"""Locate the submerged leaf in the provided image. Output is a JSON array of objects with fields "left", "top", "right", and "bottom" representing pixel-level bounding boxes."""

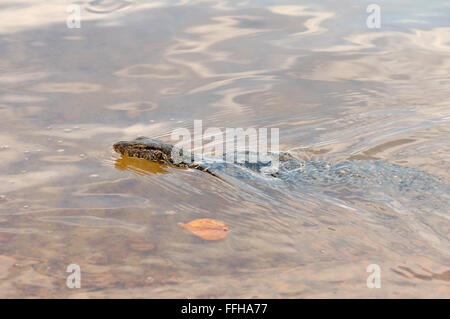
[{"left": 179, "top": 218, "right": 230, "bottom": 240}]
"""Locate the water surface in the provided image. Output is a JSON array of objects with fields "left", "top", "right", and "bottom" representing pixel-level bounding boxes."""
[{"left": 0, "top": 0, "right": 449, "bottom": 298}]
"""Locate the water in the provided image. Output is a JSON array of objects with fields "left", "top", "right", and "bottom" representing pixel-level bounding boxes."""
[{"left": 0, "top": 0, "right": 449, "bottom": 298}]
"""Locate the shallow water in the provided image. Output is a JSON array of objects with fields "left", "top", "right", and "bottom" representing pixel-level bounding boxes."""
[{"left": 0, "top": 0, "right": 449, "bottom": 298}]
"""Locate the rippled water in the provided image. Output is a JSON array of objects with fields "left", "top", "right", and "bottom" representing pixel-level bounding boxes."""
[{"left": 0, "top": 0, "right": 449, "bottom": 298}]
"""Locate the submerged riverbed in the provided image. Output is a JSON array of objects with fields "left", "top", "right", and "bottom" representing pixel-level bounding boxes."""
[{"left": 0, "top": 0, "right": 449, "bottom": 298}]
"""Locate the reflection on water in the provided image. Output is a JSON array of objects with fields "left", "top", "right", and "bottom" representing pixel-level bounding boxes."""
[
  {"left": 392, "top": 266, "right": 450, "bottom": 282},
  {"left": 114, "top": 155, "right": 171, "bottom": 176},
  {"left": 0, "top": 0, "right": 449, "bottom": 298},
  {"left": 85, "top": 0, "right": 133, "bottom": 14}
]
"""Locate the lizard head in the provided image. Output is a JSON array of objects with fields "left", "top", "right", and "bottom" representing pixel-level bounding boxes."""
[{"left": 113, "top": 137, "right": 176, "bottom": 164}]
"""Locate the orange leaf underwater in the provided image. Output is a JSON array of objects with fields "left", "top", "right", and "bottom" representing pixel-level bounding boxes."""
[{"left": 179, "top": 218, "right": 230, "bottom": 240}]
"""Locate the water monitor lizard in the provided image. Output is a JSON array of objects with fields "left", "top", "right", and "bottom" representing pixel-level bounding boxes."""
[{"left": 113, "top": 137, "right": 449, "bottom": 198}]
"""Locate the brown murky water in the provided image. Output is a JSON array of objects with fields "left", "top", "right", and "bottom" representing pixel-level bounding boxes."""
[{"left": 0, "top": 0, "right": 449, "bottom": 298}]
